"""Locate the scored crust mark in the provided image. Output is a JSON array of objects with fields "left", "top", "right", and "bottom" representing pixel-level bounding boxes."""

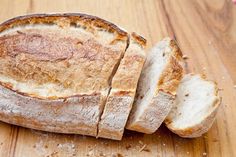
[
  {"left": 97, "top": 33, "right": 147, "bottom": 140},
  {"left": 165, "top": 74, "right": 221, "bottom": 138},
  {"left": 0, "top": 14, "right": 129, "bottom": 137},
  {"left": 126, "top": 37, "right": 183, "bottom": 134}
]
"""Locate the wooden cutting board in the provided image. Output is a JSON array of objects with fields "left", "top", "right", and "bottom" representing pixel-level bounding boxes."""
[{"left": 0, "top": 0, "right": 235, "bottom": 156}]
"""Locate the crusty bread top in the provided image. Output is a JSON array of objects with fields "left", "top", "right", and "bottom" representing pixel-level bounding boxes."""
[
  {"left": 111, "top": 33, "right": 147, "bottom": 94},
  {"left": 0, "top": 14, "right": 128, "bottom": 99},
  {"left": 0, "top": 13, "right": 128, "bottom": 39}
]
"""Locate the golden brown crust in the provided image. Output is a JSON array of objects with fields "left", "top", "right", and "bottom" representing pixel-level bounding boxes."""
[
  {"left": 111, "top": 34, "right": 146, "bottom": 92},
  {"left": 157, "top": 56, "right": 184, "bottom": 95},
  {"left": 131, "top": 32, "right": 146, "bottom": 48},
  {"left": 0, "top": 13, "right": 127, "bottom": 39},
  {"left": 0, "top": 13, "right": 129, "bottom": 99},
  {"left": 157, "top": 39, "right": 184, "bottom": 95}
]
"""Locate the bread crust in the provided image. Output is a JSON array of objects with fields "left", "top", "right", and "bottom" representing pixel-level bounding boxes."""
[
  {"left": 0, "top": 85, "right": 106, "bottom": 136},
  {"left": 0, "top": 14, "right": 129, "bottom": 137},
  {"left": 165, "top": 74, "right": 221, "bottom": 138},
  {"left": 0, "top": 13, "right": 127, "bottom": 39},
  {"left": 127, "top": 91, "right": 175, "bottom": 134}
]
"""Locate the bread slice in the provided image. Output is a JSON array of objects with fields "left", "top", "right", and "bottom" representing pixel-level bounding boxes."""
[
  {"left": 126, "top": 38, "right": 183, "bottom": 134},
  {"left": 0, "top": 14, "right": 128, "bottom": 136},
  {"left": 165, "top": 74, "right": 221, "bottom": 138},
  {"left": 97, "top": 33, "right": 147, "bottom": 140}
]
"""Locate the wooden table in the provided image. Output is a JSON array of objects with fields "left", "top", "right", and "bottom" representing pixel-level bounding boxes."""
[{"left": 0, "top": 0, "right": 235, "bottom": 156}]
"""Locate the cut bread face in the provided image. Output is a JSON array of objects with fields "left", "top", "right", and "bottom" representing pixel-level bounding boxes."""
[
  {"left": 0, "top": 14, "right": 128, "bottom": 136},
  {"left": 165, "top": 74, "right": 221, "bottom": 138},
  {"left": 98, "top": 33, "right": 147, "bottom": 140},
  {"left": 126, "top": 38, "right": 183, "bottom": 134}
]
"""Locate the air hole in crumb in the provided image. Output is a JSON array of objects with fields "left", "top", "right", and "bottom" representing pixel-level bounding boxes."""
[
  {"left": 17, "top": 31, "right": 25, "bottom": 34},
  {"left": 162, "top": 53, "right": 165, "bottom": 57},
  {"left": 140, "top": 95, "right": 144, "bottom": 99},
  {"left": 185, "top": 93, "right": 189, "bottom": 97},
  {"left": 70, "top": 22, "right": 77, "bottom": 27},
  {"left": 77, "top": 41, "right": 83, "bottom": 46}
]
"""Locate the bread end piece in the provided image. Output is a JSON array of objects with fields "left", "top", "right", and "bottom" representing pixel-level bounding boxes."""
[
  {"left": 165, "top": 74, "right": 221, "bottom": 138},
  {"left": 126, "top": 37, "right": 184, "bottom": 134}
]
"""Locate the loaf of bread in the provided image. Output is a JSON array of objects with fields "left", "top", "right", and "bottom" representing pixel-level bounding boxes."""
[{"left": 0, "top": 14, "right": 221, "bottom": 140}]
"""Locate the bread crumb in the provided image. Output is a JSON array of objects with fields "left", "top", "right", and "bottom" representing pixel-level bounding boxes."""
[
  {"left": 99, "top": 152, "right": 105, "bottom": 156},
  {"left": 143, "top": 147, "right": 151, "bottom": 152},
  {"left": 187, "top": 151, "right": 189, "bottom": 154},
  {"left": 218, "top": 88, "right": 223, "bottom": 91},
  {"left": 203, "top": 152, "right": 207, "bottom": 156},
  {"left": 138, "top": 140, "right": 143, "bottom": 145},
  {"left": 183, "top": 55, "right": 188, "bottom": 60},
  {"left": 125, "top": 144, "right": 132, "bottom": 150},
  {"left": 87, "top": 149, "right": 94, "bottom": 156},
  {"left": 47, "top": 151, "right": 58, "bottom": 157},
  {"left": 162, "top": 143, "right": 166, "bottom": 146},
  {"left": 112, "top": 153, "right": 123, "bottom": 157},
  {"left": 139, "top": 144, "right": 147, "bottom": 152}
]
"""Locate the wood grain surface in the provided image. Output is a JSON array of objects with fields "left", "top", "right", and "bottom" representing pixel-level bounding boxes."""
[{"left": 0, "top": 0, "right": 235, "bottom": 156}]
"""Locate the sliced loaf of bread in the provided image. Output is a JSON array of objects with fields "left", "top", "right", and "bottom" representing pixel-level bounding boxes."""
[
  {"left": 165, "top": 74, "right": 221, "bottom": 138},
  {"left": 126, "top": 38, "right": 183, "bottom": 134}
]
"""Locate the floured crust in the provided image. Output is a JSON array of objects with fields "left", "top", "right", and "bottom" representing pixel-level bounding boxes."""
[
  {"left": 127, "top": 91, "right": 175, "bottom": 134},
  {"left": 97, "top": 33, "right": 147, "bottom": 140},
  {"left": 165, "top": 74, "right": 221, "bottom": 138},
  {"left": 0, "top": 85, "right": 105, "bottom": 136},
  {"left": 0, "top": 14, "right": 128, "bottom": 136},
  {"left": 126, "top": 38, "right": 184, "bottom": 134}
]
